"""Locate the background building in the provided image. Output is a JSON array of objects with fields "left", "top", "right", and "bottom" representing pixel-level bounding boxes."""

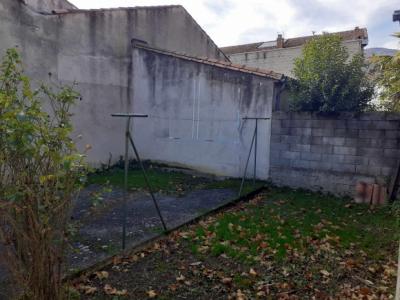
[{"left": 221, "top": 28, "right": 368, "bottom": 77}]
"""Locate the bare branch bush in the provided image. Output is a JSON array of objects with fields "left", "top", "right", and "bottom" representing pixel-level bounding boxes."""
[{"left": 0, "top": 49, "right": 86, "bottom": 300}]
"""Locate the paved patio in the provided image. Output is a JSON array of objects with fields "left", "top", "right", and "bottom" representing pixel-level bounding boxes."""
[{"left": 68, "top": 185, "right": 237, "bottom": 270}]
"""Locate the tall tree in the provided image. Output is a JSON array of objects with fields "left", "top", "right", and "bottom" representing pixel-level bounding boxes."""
[
  {"left": 289, "top": 34, "right": 374, "bottom": 113},
  {"left": 372, "top": 33, "right": 400, "bottom": 111}
]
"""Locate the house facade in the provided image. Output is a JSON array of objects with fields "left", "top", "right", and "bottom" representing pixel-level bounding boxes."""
[{"left": 221, "top": 28, "right": 368, "bottom": 77}]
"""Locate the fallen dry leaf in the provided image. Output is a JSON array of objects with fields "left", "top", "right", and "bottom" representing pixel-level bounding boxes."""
[
  {"left": 221, "top": 277, "right": 233, "bottom": 285},
  {"left": 103, "top": 284, "right": 127, "bottom": 296},
  {"left": 383, "top": 265, "right": 397, "bottom": 277},
  {"left": 320, "top": 270, "right": 330, "bottom": 277},
  {"left": 153, "top": 243, "right": 161, "bottom": 250},
  {"left": 176, "top": 274, "right": 185, "bottom": 282},
  {"left": 77, "top": 285, "right": 98, "bottom": 295},
  {"left": 359, "top": 287, "right": 372, "bottom": 296},
  {"left": 129, "top": 254, "right": 139, "bottom": 262},
  {"left": 249, "top": 268, "right": 258, "bottom": 277},
  {"left": 85, "top": 286, "right": 97, "bottom": 295},
  {"left": 147, "top": 289, "right": 157, "bottom": 298},
  {"left": 256, "top": 291, "right": 266, "bottom": 297},
  {"left": 236, "top": 289, "right": 246, "bottom": 300},
  {"left": 103, "top": 284, "right": 114, "bottom": 295},
  {"left": 95, "top": 271, "right": 109, "bottom": 280}
]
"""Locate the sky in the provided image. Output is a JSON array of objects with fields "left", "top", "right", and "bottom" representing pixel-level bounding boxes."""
[{"left": 69, "top": 0, "right": 400, "bottom": 49}]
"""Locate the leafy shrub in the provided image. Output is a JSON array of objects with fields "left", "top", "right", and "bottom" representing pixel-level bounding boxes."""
[
  {"left": 289, "top": 34, "right": 374, "bottom": 113},
  {"left": 371, "top": 33, "right": 400, "bottom": 111},
  {"left": 0, "top": 49, "right": 86, "bottom": 299}
]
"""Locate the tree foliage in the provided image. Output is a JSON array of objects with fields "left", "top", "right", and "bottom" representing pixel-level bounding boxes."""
[
  {"left": 372, "top": 33, "right": 400, "bottom": 111},
  {"left": 289, "top": 34, "right": 374, "bottom": 113},
  {"left": 0, "top": 49, "right": 85, "bottom": 299}
]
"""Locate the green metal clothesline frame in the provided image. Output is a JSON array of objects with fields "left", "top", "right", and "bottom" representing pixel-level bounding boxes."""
[{"left": 111, "top": 113, "right": 167, "bottom": 250}]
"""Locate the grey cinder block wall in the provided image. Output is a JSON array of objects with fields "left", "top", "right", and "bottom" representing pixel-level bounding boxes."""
[{"left": 270, "top": 112, "right": 400, "bottom": 196}]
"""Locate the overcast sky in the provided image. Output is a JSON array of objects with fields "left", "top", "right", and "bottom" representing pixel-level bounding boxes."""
[{"left": 69, "top": 0, "right": 400, "bottom": 49}]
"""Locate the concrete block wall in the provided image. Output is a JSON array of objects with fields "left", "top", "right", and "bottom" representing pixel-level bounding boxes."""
[{"left": 270, "top": 112, "right": 400, "bottom": 196}]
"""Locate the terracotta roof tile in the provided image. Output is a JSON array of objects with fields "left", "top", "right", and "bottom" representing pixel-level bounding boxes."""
[{"left": 134, "top": 44, "right": 284, "bottom": 81}]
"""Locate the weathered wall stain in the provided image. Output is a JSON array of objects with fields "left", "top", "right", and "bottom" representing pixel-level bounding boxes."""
[
  {"left": 132, "top": 47, "right": 275, "bottom": 178},
  {"left": 1, "top": 0, "right": 278, "bottom": 180}
]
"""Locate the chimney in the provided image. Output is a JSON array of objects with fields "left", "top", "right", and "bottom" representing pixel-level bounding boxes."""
[
  {"left": 354, "top": 26, "right": 362, "bottom": 38},
  {"left": 277, "top": 34, "right": 284, "bottom": 48}
]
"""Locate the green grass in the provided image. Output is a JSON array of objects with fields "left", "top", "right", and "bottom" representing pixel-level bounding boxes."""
[
  {"left": 87, "top": 168, "right": 266, "bottom": 196},
  {"left": 204, "top": 178, "right": 265, "bottom": 195},
  {"left": 75, "top": 186, "right": 399, "bottom": 299},
  {"left": 188, "top": 187, "right": 399, "bottom": 263},
  {"left": 87, "top": 168, "right": 188, "bottom": 193}
]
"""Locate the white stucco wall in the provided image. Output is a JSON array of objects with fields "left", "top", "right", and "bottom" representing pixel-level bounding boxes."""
[
  {"left": 0, "top": 0, "right": 275, "bottom": 178},
  {"left": 130, "top": 48, "right": 275, "bottom": 178},
  {"left": 0, "top": 0, "right": 227, "bottom": 166},
  {"left": 22, "top": 0, "right": 76, "bottom": 12},
  {"left": 53, "top": 6, "right": 228, "bottom": 167}
]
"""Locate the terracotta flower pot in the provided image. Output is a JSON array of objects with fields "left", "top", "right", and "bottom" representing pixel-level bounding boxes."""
[
  {"left": 365, "top": 184, "right": 374, "bottom": 204},
  {"left": 379, "top": 186, "right": 388, "bottom": 205},
  {"left": 354, "top": 182, "right": 366, "bottom": 204},
  {"left": 371, "top": 184, "right": 380, "bottom": 206}
]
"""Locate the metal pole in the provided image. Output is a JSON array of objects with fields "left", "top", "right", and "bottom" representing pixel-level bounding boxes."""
[
  {"left": 128, "top": 134, "right": 167, "bottom": 231},
  {"left": 253, "top": 119, "right": 258, "bottom": 187},
  {"left": 238, "top": 125, "right": 257, "bottom": 197},
  {"left": 122, "top": 117, "right": 131, "bottom": 250},
  {"left": 396, "top": 240, "right": 400, "bottom": 300}
]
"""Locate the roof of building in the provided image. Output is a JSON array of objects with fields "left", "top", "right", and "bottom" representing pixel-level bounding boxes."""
[
  {"left": 221, "top": 27, "right": 368, "bottom": 55},
  {"left": 52, "top": 4, "right": 183, "bottom": 14},
  {"left": 133, "top": 42, "right": 284, "bottom": 81}
]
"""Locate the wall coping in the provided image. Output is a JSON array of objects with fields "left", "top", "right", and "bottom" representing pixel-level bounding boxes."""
[{"left": 272, "top": 111, "right": 400, "bottom": 121}]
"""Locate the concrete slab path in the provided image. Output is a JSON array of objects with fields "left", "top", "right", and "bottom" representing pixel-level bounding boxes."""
[{"left": 68, "top": 185, "right": 236, "bottom": 270}]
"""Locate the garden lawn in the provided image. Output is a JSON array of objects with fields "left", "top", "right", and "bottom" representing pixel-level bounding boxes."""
[
  {"left": 87, "top": 167, "right": 265, "bottom": 196},
  {"left": 72, "top": 187, "right": 399, "bottom": 299}
]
